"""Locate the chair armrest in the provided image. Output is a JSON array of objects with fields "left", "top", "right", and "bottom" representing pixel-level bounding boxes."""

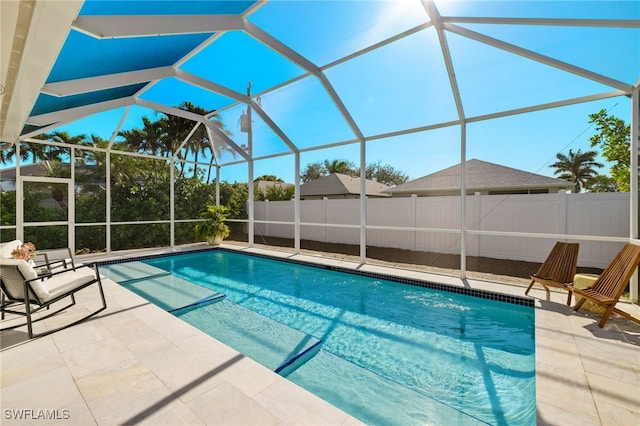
[{"left": 34, "top": 258, "right": 67, "bottom": 270}]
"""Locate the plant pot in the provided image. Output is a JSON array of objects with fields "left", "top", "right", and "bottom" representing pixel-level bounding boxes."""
[{"left": 207, "top": 234, "right": 224, "bottom": 245}]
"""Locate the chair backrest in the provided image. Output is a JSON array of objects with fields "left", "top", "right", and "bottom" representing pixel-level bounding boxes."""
[
  {"left": 35, "top": 247, "right": 75, "bottom": 269},
  {"left": 536, "top": 242, "right": 580, "bottom": 284},
  {"left": 0, "top": 240, "right": 23, "bottom": 258},
  {"left": 591, "top": 243, "right": 640, "bottom": 299},
  {"left": 0, "top": 260, "right": 48, "bottom": 304}
]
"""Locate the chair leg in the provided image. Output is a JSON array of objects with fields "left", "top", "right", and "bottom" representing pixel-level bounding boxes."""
[
  {"left": 98, "top": 280, "right": 107, "bottom": 309},
  {"left": 524, "top": 279, "right": 536, "bottom": 295},
  {"left": 573, "top": 298, "right": 586, "bottom": 311},
  {"left": 566, "top": 290, "right": 572, "bottom": 306},
  {"left": 25, "top": 300, "right": 33, "bottom": 339},
  {"left": 598, "top": 306, "right": 616, "bottom": 328},
  {"left": 612, "top": 308, "right": 640, "bottom": 325}
]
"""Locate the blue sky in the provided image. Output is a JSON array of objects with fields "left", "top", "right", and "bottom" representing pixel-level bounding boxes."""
[{"left": 44, "top": 0, "right": 638, "bottom": 185}]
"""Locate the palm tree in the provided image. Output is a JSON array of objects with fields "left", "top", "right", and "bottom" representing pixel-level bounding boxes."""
[
  {"left": 324, "top": 159, "right": 355, "bottom": 175},
  {"left": 1, "top": 132, "right": 71, "bottom": 171},
  {"left": 206, "top": 114, "right": 237, "bottom": 183},
  {"left": 550, "top": 148, "right": 603, "bottom": 193},
  {"left": 0, "top": 142, "right": 28, "bottom": 165},
  {"left": 117, "top": 101, "right": 236, "bottom": 182},
  {"left": 48, "top": 130, "right": 88, "bottom": 169},
  {"left": 180, "top": 104, "right": 237, "bottom": 183},
  {"left": 173, "top": 102, "right": 212, "bottom": 179},
  {"left": 75, "top": 134, "right": 109, "bottom": 186}
]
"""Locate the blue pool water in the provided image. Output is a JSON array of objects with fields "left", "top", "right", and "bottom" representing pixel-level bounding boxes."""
[{"left": 102, "top": 250, "right": 535, "bottom": 425}]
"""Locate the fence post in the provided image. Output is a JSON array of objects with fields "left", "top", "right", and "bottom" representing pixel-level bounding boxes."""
[
  {"left": 323, "top": 197, "right": 328, "bottom": 243},
  {"left": 473, "top": 192, "right": 481, "bottom": 257},
  {"left": 265, "top": 200, "right": 269, "bottom": 237},
  {"left": 558, "top": 190, "right": 568, "bottom": 237},
  {"left": 412, "top": 194, "right": 417, "bottom": 251}
]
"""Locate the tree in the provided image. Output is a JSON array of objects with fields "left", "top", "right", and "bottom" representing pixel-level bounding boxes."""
[
  {"left": 301, "top": 158, "right": 409, "bottom": 186},
  {"left": 550, "top": 149, "right": 603, "bottom": 193},
  {"left": 117, "top": 102, "right": 235, "bottom": 183},
  {"left": 118, "top": 117, "right": 159, "bottom": 153},
  {"left": 176, "top": 102, "right": 210, "bottom": 178},
  {"left": 266, "top": 185, "right": 295, "bottom": 200},
  {"left": 219, "top": 181, "right": 249, "bottom": 220},
  {"left": 588, "top": 109, "right": 634, "bottom": 192},
  {"left": 33, "top": 132, "right": 72, "bottom": 167},
  {"left": 0, "top": 141, "right": 28, "bottom": 165},
  {"left": 75, "top": 134, "right": 109, "bottom": 186},
  {"left": 0, "top": 133, "right": 68, "bottom": 168},
  {"left": 255, "top": 183, "right": 295, "bottom": 201},
  {"left": 362, "top": 160, "right": 409, "bottom": 186},
  {"left": 585, "top": 174, "right": 618, "bottom": 192},
  {"left": 324, "top": 159, "right": 356, "bottom": 175},
  {"left": 254, "top": 175, "right": 283, "bottom": 182},
  {"left": 253, "top": 175, "right": 293, "bottom": 200},
  {"left": 300, "top": 161, "right": 326, "bottom": 183}
]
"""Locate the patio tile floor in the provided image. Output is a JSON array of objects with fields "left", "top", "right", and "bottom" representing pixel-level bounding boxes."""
[{"left": 1, "top": 244, "right": 639, "bottom": 425}]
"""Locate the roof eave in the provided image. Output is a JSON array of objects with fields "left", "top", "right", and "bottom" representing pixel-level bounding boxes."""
[{"left": 1, "top": 0, "right": 83, "bottom": 142}]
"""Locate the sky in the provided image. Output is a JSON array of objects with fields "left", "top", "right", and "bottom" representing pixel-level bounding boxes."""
[{"left": 17, "top": 0, "right": 639, "bottom": 185}]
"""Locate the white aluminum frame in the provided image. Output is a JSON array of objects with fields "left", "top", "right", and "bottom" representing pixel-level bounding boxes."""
[{"left": 2, "top": 0, "right": 638, "bottom": 300}]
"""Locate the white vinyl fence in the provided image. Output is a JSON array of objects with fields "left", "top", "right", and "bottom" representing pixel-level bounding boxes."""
[{"left": 253, "top": 192, "right": 632, "bottom": 268}]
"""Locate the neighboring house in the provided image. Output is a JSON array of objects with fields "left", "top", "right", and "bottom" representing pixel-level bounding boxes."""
[
  {"left": 0, "top": 162, "right": 102, "bottom": 191},
  {"left": 300, "top": 173, "right": 391, "bottom": 200},
  {"left": 385, "top": 159, "right": 574, "bottom": 197},
  {"left": 0, "top": 163, "right": 53, "bottom": 191}
]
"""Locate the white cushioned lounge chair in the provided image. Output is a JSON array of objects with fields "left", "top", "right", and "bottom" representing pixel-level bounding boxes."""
[{"left": 0, "top": 251, "right": 106, "bottom": 339}]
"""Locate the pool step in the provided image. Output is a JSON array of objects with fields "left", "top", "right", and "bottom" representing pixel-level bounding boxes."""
[
  {"left": 275, "top": 339, "right": 323, "bottom": 376},
  {"left": 112, "top": 269, "right": 222, "bottom": 312},
  {"left": 176, "top": 300, "right": 322, "bottom": 373},
  {"left": 101, "top": 262, "right": 171, "bottom": 284},
  {"left": 285, "top": 350, "right": 484, "bottom": 425},
  {"left": 169, "top": 293, "right": 226, "bottom": 314}
]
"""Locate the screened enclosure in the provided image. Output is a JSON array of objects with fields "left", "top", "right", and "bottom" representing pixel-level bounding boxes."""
[{"left": 1, "top": 0, "right": 638, "bottom": 298}]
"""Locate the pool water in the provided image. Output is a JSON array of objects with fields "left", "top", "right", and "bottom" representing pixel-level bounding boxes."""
[{"left": 103, "top": 250, "right": 535, "bottom": 425}]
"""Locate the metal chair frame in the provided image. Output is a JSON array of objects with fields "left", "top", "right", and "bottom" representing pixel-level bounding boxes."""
[{"left": 0, "top": 263, "right": 106, "bottom": 338}]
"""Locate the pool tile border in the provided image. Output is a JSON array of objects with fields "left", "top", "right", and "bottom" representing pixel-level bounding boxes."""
[{"left": 96, "top": 247, "right": 533, "bottom": 308}]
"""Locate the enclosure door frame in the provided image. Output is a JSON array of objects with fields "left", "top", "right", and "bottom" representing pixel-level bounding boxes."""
[{"left": 18, "top": 176, "right": 74, "bottom": 252}]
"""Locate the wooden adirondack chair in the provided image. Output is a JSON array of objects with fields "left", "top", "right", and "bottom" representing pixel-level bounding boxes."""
[
  {"left": 569, "top": 243, "right": 640, "bottom": 328},
  {"left": 525, "top": 242, "right": 580, "bottom": 306}
]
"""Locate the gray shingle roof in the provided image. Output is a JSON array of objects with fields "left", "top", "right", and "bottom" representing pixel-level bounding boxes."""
[
  {"left": 0, "top": 162, "right": 50, "bottom": 180},
  {"left": 300, "top": 173, "right": 391, "bottom": 197},
  {"left": 385, "top": 159, "right": 573, "bottom": 195}
]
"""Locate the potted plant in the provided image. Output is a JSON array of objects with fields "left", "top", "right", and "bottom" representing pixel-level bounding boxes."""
[{"left": 194, "top": 204, "right": 231, "bottom": 245}]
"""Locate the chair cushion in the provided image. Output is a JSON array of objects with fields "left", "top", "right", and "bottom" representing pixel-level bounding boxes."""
[
  {"left": 0, "top": 258, "right": 49, "bottom": 300},
  {"left": 44, "top": 270, "right": 98, "bottom": 302},
  {"left": 0, "top": 240, "right": 22, "bottom": 259}
]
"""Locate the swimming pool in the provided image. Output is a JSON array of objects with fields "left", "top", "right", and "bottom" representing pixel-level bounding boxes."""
[{"left": 102, "top": 249, "right": 535, "bottom": 425}]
